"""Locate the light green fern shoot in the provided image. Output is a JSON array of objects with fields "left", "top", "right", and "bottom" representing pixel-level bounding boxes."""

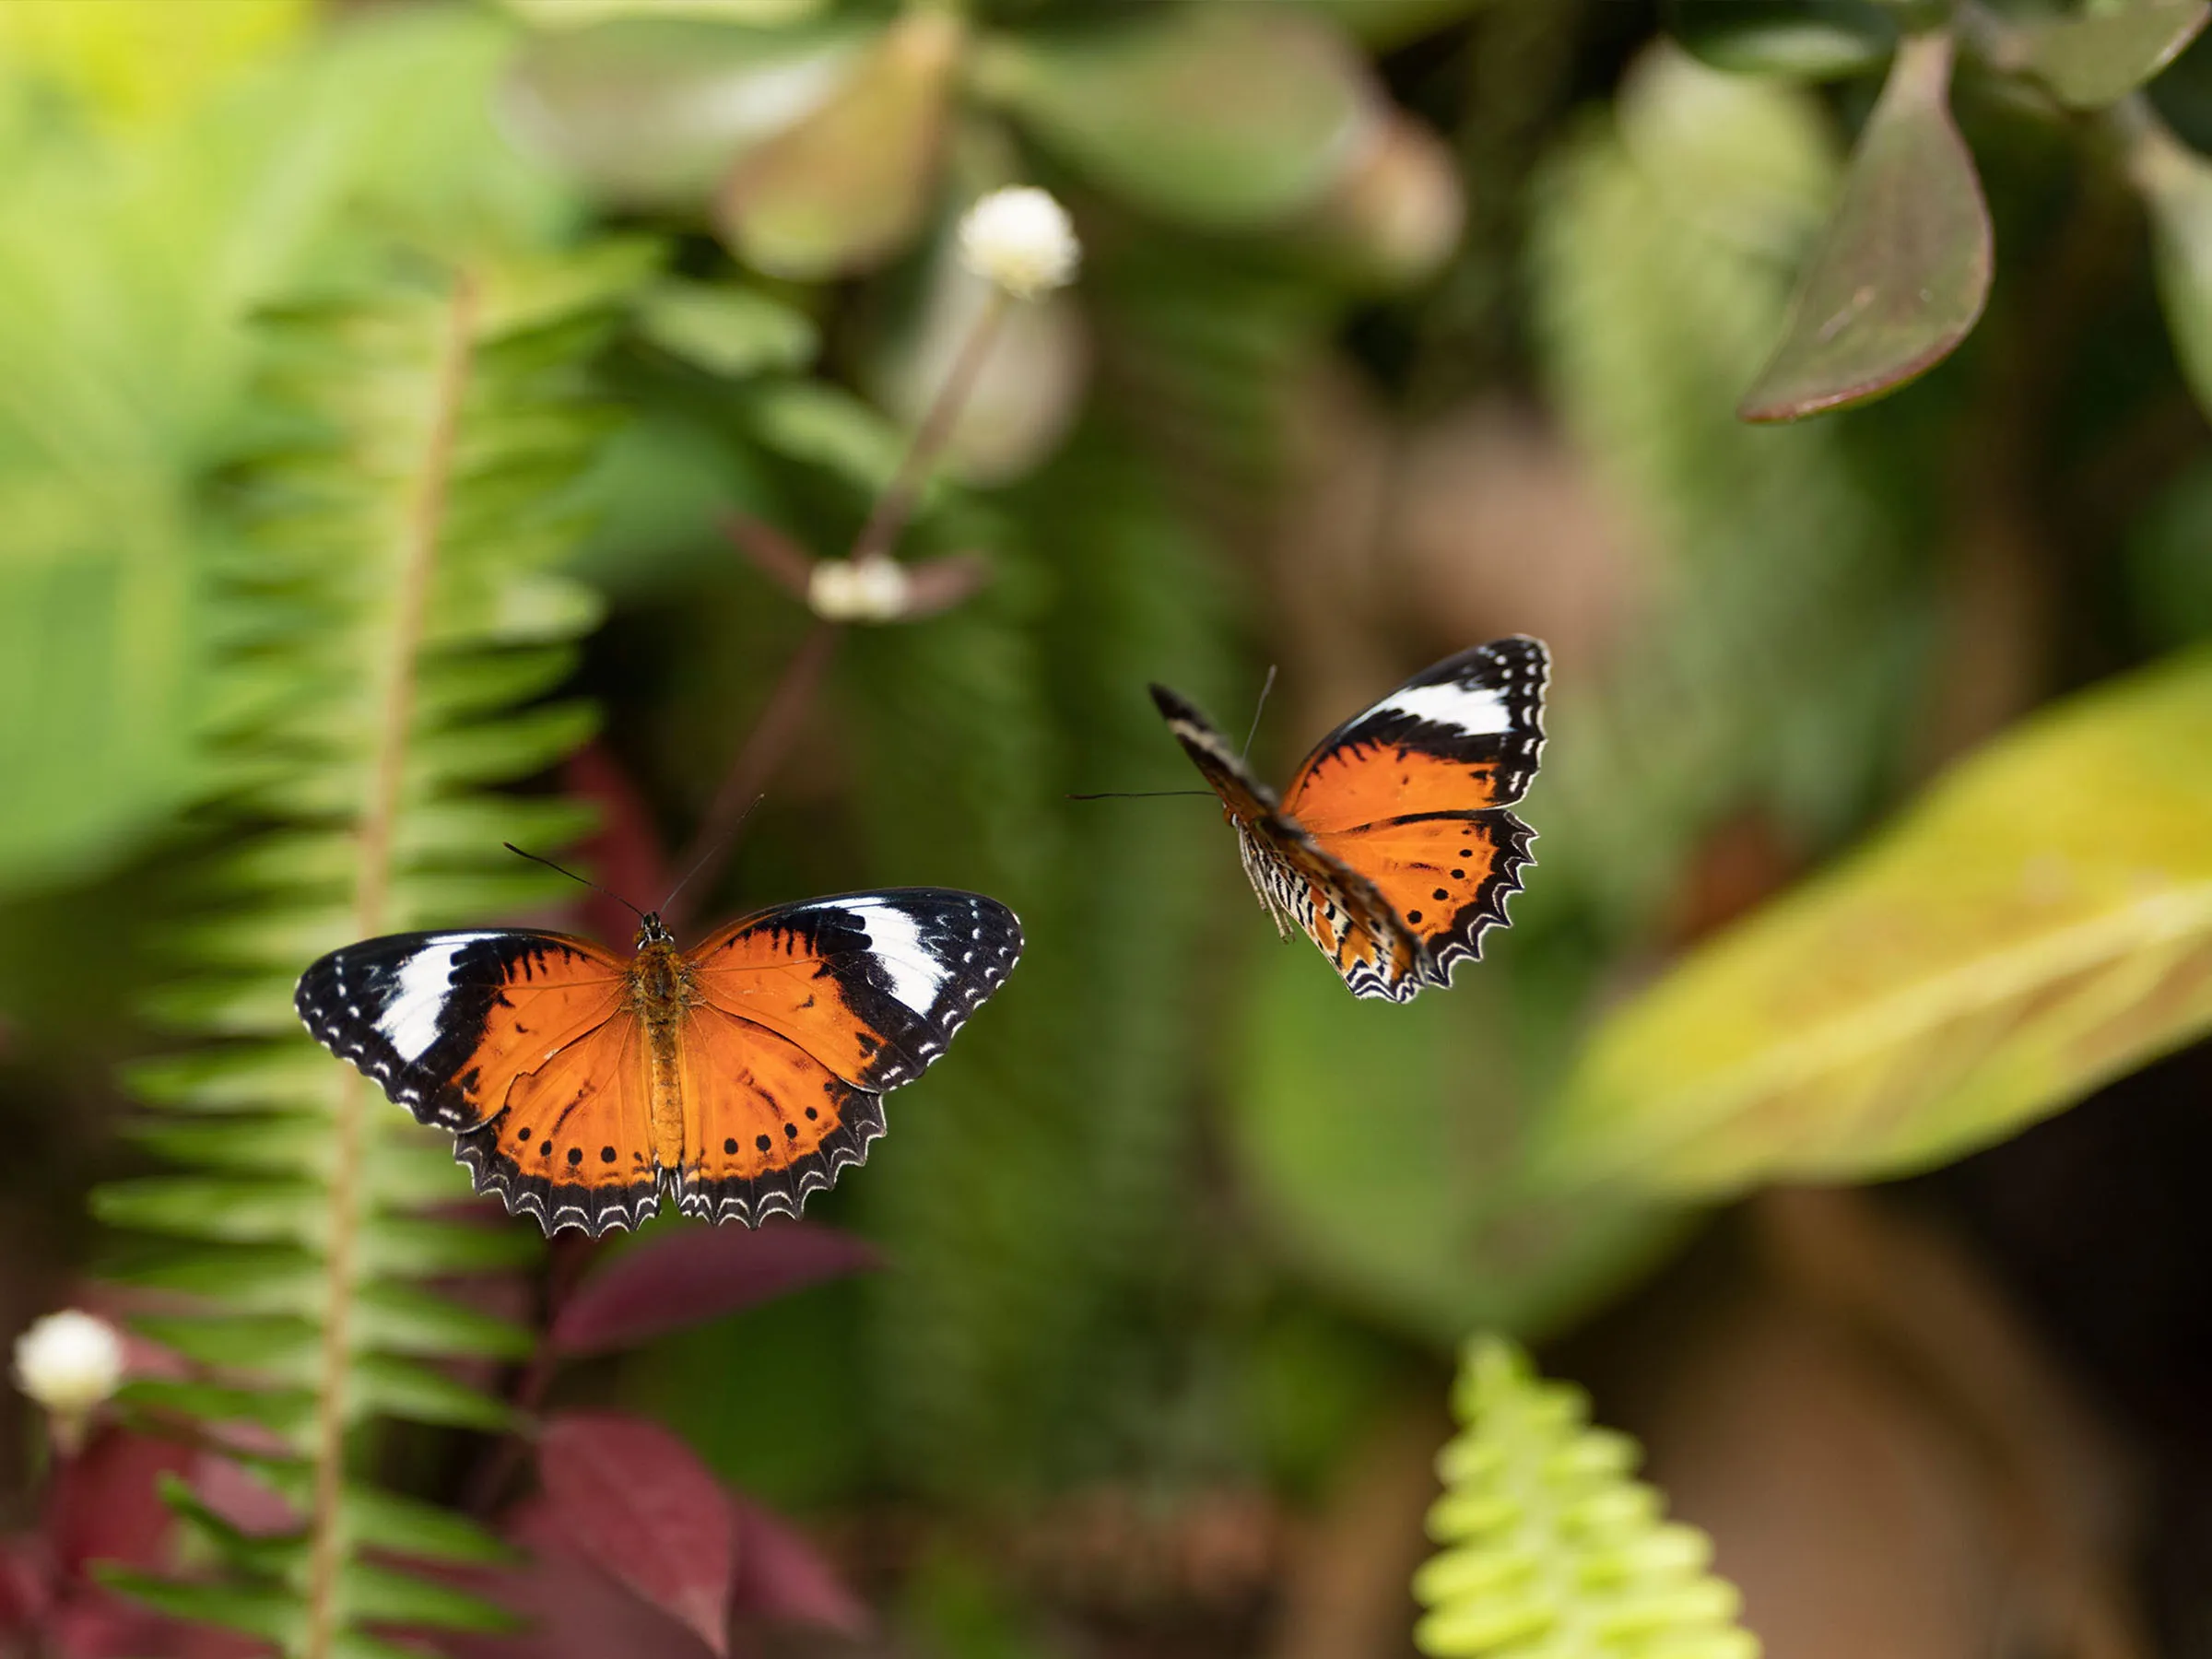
[
  {"left": 1414, "top": 1339, "right": 1758, "bottom": 1659},
  {"left": 92, "top": 239, "right": 654, "bottom": 1658}
]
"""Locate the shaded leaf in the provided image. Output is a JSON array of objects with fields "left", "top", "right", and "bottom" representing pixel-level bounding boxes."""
[
  {"left": 1995, "top": 0, "right": 2207, "bottom": 109},
  {"left": 2129, "top": 115, "right": 2212, "bottom": 423},
  {"left": 1667, "top": 0, "right": 1898, "bottom": 79},
  {"left": 728, "top": 1496, "right": 870, "bottom": 1637},
  {"left": 972, "top": 6, "right": 1378, "bottom": 228},
  {"left": 715, "top": 13, "right": 957, "bottom": 279},
  {"left": 535, "top": 1412, "right": 735, "bottom": 1655},
  {"left": 552, "top": 1221, "right": 877, "bottom": 1356},
  {"left": 1539, "top": 651, "right": 2212, "bottom": 1195},
  {"left": 1737, "top": 30, "right": 1990, "bottom": 421}
]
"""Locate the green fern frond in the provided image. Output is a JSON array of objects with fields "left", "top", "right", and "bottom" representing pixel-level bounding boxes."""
[
  {"left": 94, "top": 236, "right": 653, "bottom": 1658},
  {"left": 1414, "top": 1338, "right": 1757, "bottom": 1659}
]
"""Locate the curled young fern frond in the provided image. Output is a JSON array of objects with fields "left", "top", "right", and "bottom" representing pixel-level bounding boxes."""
[
  {"left": 1414, "top": 1338, "right": 1758, "bottom": 1659},
  {"left": 93, "top": 238, "right": 656, "bottom": 1658}
]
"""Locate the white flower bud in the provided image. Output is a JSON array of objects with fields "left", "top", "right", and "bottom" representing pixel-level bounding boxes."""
[
  {"left": 13, "top": 1310, "right": 124, "bottom": 1440},
  {"left": 807, "top": 556, "right": 912, "bottom": 624},
  {"left": 957, "top": 186, "right": 1081, "bottom": 300}
]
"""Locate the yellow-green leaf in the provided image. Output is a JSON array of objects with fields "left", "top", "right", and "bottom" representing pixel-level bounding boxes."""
[
  {"left": 1997, "top": 0, "right": 2207, "bottom": 110},
  {"left": 1539, "top": 650, "right": 2212, "bottom": 1195}
]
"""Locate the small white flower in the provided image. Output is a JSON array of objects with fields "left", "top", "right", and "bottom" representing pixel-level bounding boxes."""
[
  {"left": 13, "top": 1310, "right": 124, "bottom": 1434},
  {"left": 808, "top": 556, "right": 912, "bottom": 624},
  {"left": 957, "top": 187, "right": 1081, "bottom": 300}
]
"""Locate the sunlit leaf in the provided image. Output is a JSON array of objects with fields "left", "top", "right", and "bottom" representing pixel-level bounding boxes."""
[
  {"left": 1737, "top": 30, "right": 1990, "bottom": 421},
  {"left": 636, "top": 278, "right": 819, "bottom": 378},
  {"left": 1667, "top": 0, "right": 1897, "bottom": 78},
  {"left": 1413, "top": 1338, "right": 1755, "bottom": 1659},
  {"left": 536, "top": 1411, "right": 737, "bottom": 1655},
  {"left": 1539, "top": 651, "right": 2212, "bottom": 1195},
  {"left": 500, "top": 19, "right": 861, "bottom": 207},
  {"left": 715, "top": 12, "right": 957, "bottom": 278},
  {"left": 1995, "top": 0, "right": 2207, "bottom": 109},
  {"left": 972, "top": 6, "right": 1379, "bottom": 229}
]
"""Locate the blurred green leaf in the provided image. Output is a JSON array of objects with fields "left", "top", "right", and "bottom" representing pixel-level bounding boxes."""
[
  {"left": 500, "top": 19, "right": 862, "bottom": 207},
  {"left": 1541, "top": 651, "right": 2212, "bottom": 1196},
  {"left": 1296, "top": 0, "right": 1492, "bottom": 51},
  {"left": 502, "top": 0, "right": 826, "bottom": 25},
  {"left": 1413, "top": 1338, "right": 1754, "bottom": 1659},
  {"left": 972, "top": 6, "right": 1378, "bottom": 229},
  {"left": 2130, "top": 115, "right": 2212, "bottom": 423},
  {"left": 636, "top": 277, "right": 818, "bottom": 378},
  {"left": 96, "top": 1570, "right": 300, "bottom": 1644},
  {"left": 716, "top": 12, "right": 956, "bottom": 279},
  {"left": 342, "top": 1562, "right": 521, "bottom": 1632},
  {"left": 744, "top": 380, "right": 912, "bottom": 496},
  {"left": 1231, "top": 947, "right": 1684, "bottom": 1345},
  {"left": 1738, "top": 30, "right": 1990, "bottom": 420},
  {"left": 1667, "top": 0, "right": 1898, "bottom": 78},
  {"left": 1996, "top": 0, "right": 2207, "bottom": 109}
]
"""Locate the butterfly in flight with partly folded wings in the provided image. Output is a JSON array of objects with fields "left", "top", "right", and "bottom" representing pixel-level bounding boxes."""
[
  {"left": 1153, "top": 636, "right": 1547, "bottom": 1003},
  {"left": 296, "top": 890, "right": 1021, "bottom": 1237}
]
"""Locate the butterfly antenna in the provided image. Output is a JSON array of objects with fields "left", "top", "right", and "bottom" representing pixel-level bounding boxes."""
[
  {"left": 1241, "top": 665, "right": 1278, "bottom": 762},
  {"left": 660, "top": 794, "right": 766, "bottom": 914},
  {"left": 502, "top": 842, "right": 648, "bottom": 923}
]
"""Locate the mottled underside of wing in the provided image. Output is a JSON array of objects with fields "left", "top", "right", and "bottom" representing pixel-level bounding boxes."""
[{"left": 1147, "top": 683, "right": 1279, "bottom": 825}]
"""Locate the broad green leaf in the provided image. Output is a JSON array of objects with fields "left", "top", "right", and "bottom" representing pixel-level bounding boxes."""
[
  {"left": 502, "top": 0, "right": 826, "bottom": 28},
  {"left": 2131, "top": 118, "right": 2212, "bottom": 423},
  {"left": 1667, "top": 0, "right": 1898, "bottom": 78},
  {"left": 971, "top": 6, "right": 1379, "bottom": 229},
  {"left": 715, "top": 13, "right": 957, "bottom": 278},
  {"left": 636, "top": 277, "right": 818, "bottom": 378},
  {"left": 347, "top": 1354, "right": 517, "bottom": 1431},
  {"left": 116, "top": 1378, "right": 313, "bottom": 1439},
  {"left": 123, "top": 1046, "right": 333, "bottom": 1110},
  {"left": 1737, "top": 31, "right": 1991, "bottom": 421},
  {"left": 1413, "top": 1339, "right": 1755, "bottom": 1659},
  {"left": 353, "top": 1282, "right": 533, "bottom": 1360},
  {"left": 360, "top": 1215, "right": 543, "bottom": 1277},
  {"left": 1539, "top": 650, "right": 2212, "bottom": 1195},
  {"left": 130, "top": 1313, "right": 320, "bottom": 1380},
  {"left": 93, "top": 1176, "right": 325, "bottom": 1243},
  {"left": 1996, "top": 0, "right": 2207, "bottom": 109},
  {"left": 744, "top": 380, "right": 912, "bottom": 496},
  {"left": 1231, "top": 947, "right": 1685, "bottom": 1345},
  {"left": 101, "top": 1244, "right": 325, "bottom": 1311}
]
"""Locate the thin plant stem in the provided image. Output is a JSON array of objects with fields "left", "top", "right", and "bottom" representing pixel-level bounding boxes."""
[
  {"left": 846, "top": 290, "right": 1006, "bottom": 568},
  {"left": 301, "top": 273, "right": 478, "bottom": 1659}
]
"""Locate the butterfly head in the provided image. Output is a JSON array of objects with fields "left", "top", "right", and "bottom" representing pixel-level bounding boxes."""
[{"left": 634, "top": 912, "right": 674, "bottom": 949}]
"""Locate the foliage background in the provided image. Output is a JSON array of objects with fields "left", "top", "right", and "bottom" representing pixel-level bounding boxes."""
[{"left": 5, "top": 1, "right": 2212, "bottom": 1656}]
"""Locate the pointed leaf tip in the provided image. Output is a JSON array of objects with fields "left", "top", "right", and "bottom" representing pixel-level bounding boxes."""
[
  {"left": 2001, "top": 0, "right": 2208, "bottom": 110},
  {"left": 535, "top": 1411, "right": 735, "bottom": 1655},
  {"left": 1737, "top": 31, "right": 1991, "bottom": 422},
  {"left": 550, "top": 1221, "right": 877, "bottom": 1356}
]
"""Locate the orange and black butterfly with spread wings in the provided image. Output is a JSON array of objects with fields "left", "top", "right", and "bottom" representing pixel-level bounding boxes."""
[
  {"left": 1152, "top": 636, "right": 1547, "bottom": 1003},
  {"left": 295, "top": 891, "right": 1020, "bottom": 1236}
]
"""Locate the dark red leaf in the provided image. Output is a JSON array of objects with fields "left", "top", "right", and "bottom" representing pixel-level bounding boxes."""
[
  {"left": 45, "top": 1430, "right": 192, "bottom": 1577},
  {"left": 443, "top": 1499, "right": 716, "bottom": 1659},
  {"left": 0, "top": 1540, "right": 51, "bottom": 1632},
  {"left": 535, "top": 1413, "right": 735, "bottom": 1657},
  {"left": 550, "top": 1221, "right": 877, "bottom": 1357},
  {"left": 562, "top": 743, "right": 674, "bottom": 947},
  {"left": 728, "top": 1497, "right": 870, "bottom": 1638}
]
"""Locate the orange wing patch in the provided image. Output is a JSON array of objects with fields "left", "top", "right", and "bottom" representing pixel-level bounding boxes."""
[
  {"left": 672, "top": 1002, "right": 879, "bottom": 1227},
  {"left": 687, "top": 925, "right": 890, "bottom": 1090},
  {"left": 1312, "top": 809, "right": 1534, "bottom": 987},
  {"left": 453, "top": 1009, "right": 660, "bottom": 1237},
  {"left": 1287, "top": 743, "right": 1523, "bottom": 837}
]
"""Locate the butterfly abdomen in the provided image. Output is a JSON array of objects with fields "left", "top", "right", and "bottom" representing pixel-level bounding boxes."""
[{"left": 628, "top": 942, "right": 696, "bottom": 1170}]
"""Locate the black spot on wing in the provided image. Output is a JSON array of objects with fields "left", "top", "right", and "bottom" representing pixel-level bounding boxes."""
[
  {"left": 1419, "top": 809, "right": 1537, "bottom": 991},
  {"left": 674, "top": 1088, "right": 888, "bottom": 1229},
  {"left": 452, "top": 1122, "right": 660, "bottom": 1240}
]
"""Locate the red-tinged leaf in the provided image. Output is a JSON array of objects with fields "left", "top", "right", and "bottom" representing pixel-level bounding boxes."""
[
  {"left": 1738, "top": 30, "right": 1992, "bottom": 422},
  {"left": 550, "top": 1222, "right": 877, "bottom": 1357},
  {"left": 45, "top": 1430, "right": 193, "bottom": 1577},
  {"left": 0, "top": 1541, "right": 50, "bottom": 1631},
  {"left": 535, "top": 1413, "right": 735, "bottom": 1656},
  {"left": 1998, "top": 0, "right": 2208, "bottom": 110},
  {"left": 562, "top": 743, "right": 673, "bottom": 947},
  {"left": 728, "top": 1497, "right": 870, "bottom": 1638}
]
